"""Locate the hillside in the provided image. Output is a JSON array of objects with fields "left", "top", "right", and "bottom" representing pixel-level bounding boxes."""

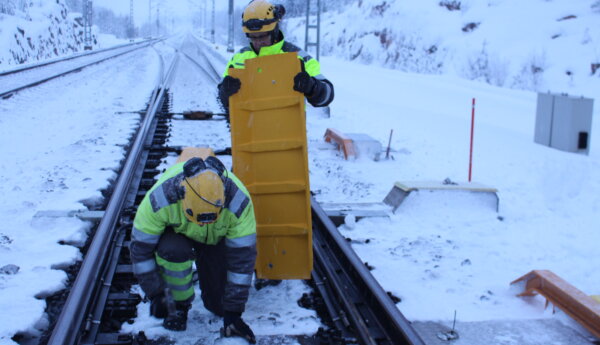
[
  {"left": 283, "top": 0, "right": 600, "bottom": 99},
  {"left": 0, "top": 0, "right": 95, "bottom": 67}
]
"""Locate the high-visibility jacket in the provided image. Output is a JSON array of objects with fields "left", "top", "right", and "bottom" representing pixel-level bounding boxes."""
[
  {"left": 218, "top": 33, "right": 334, "bottom": 109},
  {"left": 130, "top": 161, "right": 256, "bottom": 312}
]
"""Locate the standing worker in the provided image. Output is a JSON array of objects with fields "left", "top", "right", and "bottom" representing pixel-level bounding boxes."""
[
  {"left": 130, "top": 156, "right": 257, "bottom": 343},
  {"left": 218, "top": 0, "right": 334, "bottom": 112}
]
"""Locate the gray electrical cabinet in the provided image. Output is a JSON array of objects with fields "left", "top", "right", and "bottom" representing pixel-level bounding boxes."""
[{"left": 534, "top": 92, "right": 594, "bottom": 155}]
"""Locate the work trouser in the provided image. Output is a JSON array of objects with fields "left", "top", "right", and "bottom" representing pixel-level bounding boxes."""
[{"left": 155, "top": 228, "right": 227, "bottom": 316}]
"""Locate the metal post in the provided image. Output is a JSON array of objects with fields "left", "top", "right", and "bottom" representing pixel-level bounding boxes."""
[
  {"left": 305, "top": 0, "right": 321, "bottom": 60},
  {"left": 317, "top": 0, "right": 321, "bottom": 60},
  {"left": 203, "top": 0, "right": 207, "bottom": 38},
  {"left": 227, "top": 0, "right": 234, "bottom": 52},
  {"left": 83, "top": 0, "right": 93, "bottom": 50},
  {"left": 304, "top": 0, "right": 309, "bottom": 51},
  {"left": 129, "top": 0, "right": 134, "bottom": 39},
  {"left": 468, "top": 98, "right": 476, "bottom": 182},
  {"left": 148, "top": 0, "right": 151, "bottom": 36},
  {"left": 211, "top": 0, "right": 215, "bottom": 43}
]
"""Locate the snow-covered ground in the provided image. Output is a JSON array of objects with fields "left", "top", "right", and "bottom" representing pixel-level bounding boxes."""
[
  {"left": 0, "top": 42, "right": 162, "bottom": 343},
  {"left": 1, "top": 0, "right": 599, "bottom": 344}
]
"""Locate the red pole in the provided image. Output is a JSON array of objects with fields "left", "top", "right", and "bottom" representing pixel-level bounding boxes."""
[{"left": 468, "top": 98, "right": 476, "bottom": 182}]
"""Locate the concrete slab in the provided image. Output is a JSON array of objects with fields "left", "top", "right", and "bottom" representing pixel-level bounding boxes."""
[
  {"left": 383, "top": 180, "right": 499, "bottom": 213},
  {"left": 319, "top": 202, "right": 390, "bottom": 226},
  {"left": 347, "top": 133, "right": 383, "bottom": 161}
]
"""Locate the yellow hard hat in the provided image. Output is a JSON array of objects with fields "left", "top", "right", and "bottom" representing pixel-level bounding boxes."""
[
  {"left": 180, "top": 157, "right": 225, "bottom": 225},
  {"left": 242, "top": 0, "right": 285, "bottom": 33}
]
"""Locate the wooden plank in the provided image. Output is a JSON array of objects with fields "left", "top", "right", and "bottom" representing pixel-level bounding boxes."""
[
  {"left": 324, "top": 128, "right": 356, "bottom": 159},
  {"left": 511, "top": 270, "right": 600, "bottom": 338},
  {"left": 394, "top": 180, "right": 497, "bottom": 193}
]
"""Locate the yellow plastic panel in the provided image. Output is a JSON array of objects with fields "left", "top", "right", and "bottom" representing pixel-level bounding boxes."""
[{"left": 229, "top": 53, "right": 312, "bottom": 279}]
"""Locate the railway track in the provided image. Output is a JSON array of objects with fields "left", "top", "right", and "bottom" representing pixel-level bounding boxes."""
[
  {"left": 0, "top": 39, "right": 158, "bottom": 99},
  {"left": 29, "top": 38, "right": 425, "bottom": 345}
]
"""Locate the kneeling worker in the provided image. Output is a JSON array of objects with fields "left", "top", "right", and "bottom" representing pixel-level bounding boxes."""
[{"left": 130, "top": 156, "right": 257, "bottom": 343}]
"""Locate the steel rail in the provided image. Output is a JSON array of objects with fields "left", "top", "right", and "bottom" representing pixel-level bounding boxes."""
[
  {"left": 0, "top": 39, "right": 156, "bottom": 77},
  {"left": 184, "top": 35, "right": 223, "bottom": 83},
  {"left": 47, "top": 54, "right": 180, "bottom": 345},
  {"left": 180, "top": 52, "right": 221, "bottom": 84},
  {"left": 0, "top": 40, "right": 159, "bottom": 99},
  {"left": 311, "top": 196, "right": 426, "bottom": 345}
]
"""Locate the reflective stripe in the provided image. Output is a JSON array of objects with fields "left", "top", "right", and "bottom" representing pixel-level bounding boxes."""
[
  {"left": 132, "top": 259, "right": 156, "bottom": 275},
  {"left": 149, "top": 185, "right": 169, "bottom": 211},
  {"left": 226, "top": 233, "right": 256, "bottom": 248},
  {"left": 171, "top": 287, "right": 194, "bottom": 302},
  {"left": 131, "top": 226, "right": 161, "bottom": 244},
  {"left": 166, "top": 280, "right": 194, "bottom": 291},
  {"left": 228, "top": 189, "right": 247, "bottom": 216},
  {"left": 161, "top": 266, "right": 194, "bottom": 279},
  {"left": 314, "top": 74, "right": 325, "bottom": 80},
  {"left": 298, "top": 50, "right": 310, "bottom": 60},
  {"left": 156, "top": 254, "right": 193, "bottom": 271},
  {"left": 227, "top": 271, "right": 253, "bottom": 286}
]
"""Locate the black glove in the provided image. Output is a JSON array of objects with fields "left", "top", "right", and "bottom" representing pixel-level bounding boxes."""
[
  {"left": 149, "top": 292, "right": 168, "bottom": 319},
  {"left": 293, "top": 60, "right": 317, "bottom": 96},
  {"left": 220, "top": 75, "right": 241, "bottom": 98},
  {"left": 293, "top": 70, "right": 316, "bottom": 95},
  {"left": 221, "top": 311, "right": 256, "bottom": 344}
]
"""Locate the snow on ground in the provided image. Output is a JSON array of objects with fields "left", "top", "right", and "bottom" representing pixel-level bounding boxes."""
[
  {"left": 306, "top": 56, "right": 600, "bottom": 341},
  {"left": 0, "top": 44, "right": 162, "bottom": 343}
]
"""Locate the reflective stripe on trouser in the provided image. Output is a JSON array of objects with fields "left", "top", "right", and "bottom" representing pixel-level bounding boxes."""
[
  {"left": 153, "top": 228, "right": 229, "bottom": 313},
  {"left": 155, "top": 253, "right": 195, "bottom": 302}
]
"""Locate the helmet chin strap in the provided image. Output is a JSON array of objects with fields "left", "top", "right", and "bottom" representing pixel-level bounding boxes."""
[{"left": 270, "top": 24, "right": 281, "bottom": 44}]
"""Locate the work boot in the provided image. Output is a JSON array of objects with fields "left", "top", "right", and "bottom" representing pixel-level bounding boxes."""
[
  {"left": 254, "top": 278, "right": 282, "bottom": 291},
  {"left": 163, "top": 303, "right": 191, "bottom": 331}
]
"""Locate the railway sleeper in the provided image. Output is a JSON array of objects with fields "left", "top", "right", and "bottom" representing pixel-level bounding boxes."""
[
  {"left": 103, "top": 292, "right": 142, "bottom": 320},
  {"left": 146, "top": 152, "right": 164, "bottom": 160},
  {"left": 142, "top": 169, "right": 160, "bottom": 179}
]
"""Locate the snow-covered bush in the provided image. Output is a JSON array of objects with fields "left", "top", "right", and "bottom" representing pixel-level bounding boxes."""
[
  {"left": 0, "top": 0, "right": 27, "bottom": 15},
  {"left": 463, "top": 42, "right": 509, "bottom": 87},
  {"left": 511, "top": 52, "right": 547, "bottom": 91}
]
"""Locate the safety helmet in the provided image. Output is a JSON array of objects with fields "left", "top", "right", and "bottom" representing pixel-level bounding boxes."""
[
  {"left": 180, "top": 157, "right": 226, "bottom": 225},
  {"left": 242, "top": 0, "right": 285, "bottom": 33}
]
